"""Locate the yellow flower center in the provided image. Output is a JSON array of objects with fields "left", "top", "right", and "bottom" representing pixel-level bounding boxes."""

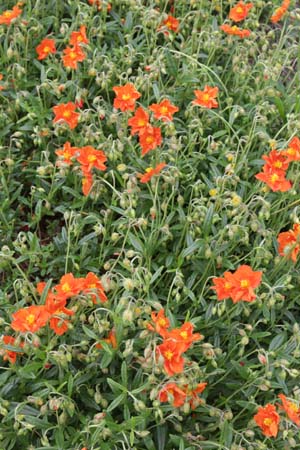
[
  {"left": 271, "top": 173, "right": 279, "bottom": 183},
  {"left": 236, "top": 6, "right": 243, "bottom": 13},
  {"left": 274, "top": 161, "right": 282, "bottom": 168},
  {"left": 290, "top": 402, "right": 299, "bottom": 412},
  {"left": 63, "top": 111, "right": 71, "bottom": 118},
  {"left": 62, "top": 282, "right": 71, "bottom": 292},
  {"left": 165, "top": 350, "right": 173, "bottom": 360},
  {"left": 263, "top": 418, "right": 272, "bottom": 426},
  {"left": 122, "top": 94, "right": 131, "bottom": 100},
  {"left": 146, "top": 136, "right": 154, "bottom": 144},
  {"left": 70, "top": 52, "right": 77, "bottom": 59},
  {"left": 44, "top": 46, "right": 51, "bottom": 53},
  {"left": 160, "top": 106, "right": 168, "bottom": 114},
  {"left": 287, "top": 147, "right": 296, "bottom": 155},
  {"left": 4, "top": 11, "right": 13, "bottom": 18},
  {"left": 203, "top": 93, "right": 210, "bottom": 101},
  {"left": 224, "top": 282, "right": 232, "bottom": 290},
  {"left": 26, "top": 314, "right": 35, "bottom": 324},
  {"left": 88, "top": 283, "right": 97, "bottom": 288},
  {"left": 88, "top": 154, "right": 97, "bottom": 163},
  {"left": 138, "top": 119, "right": 146, "bottom": 126},
  {"left": 145, "top": 167, "right": 153, "bottom": 173},
  {"left": 240, "top": 279, "right": 249, "bottom": 288},
  {"left": 158, "top": 318, "right": 166, "bottom": 326},
  {"left": 180, "top": 331, "right": 188, "bottom": 339}
]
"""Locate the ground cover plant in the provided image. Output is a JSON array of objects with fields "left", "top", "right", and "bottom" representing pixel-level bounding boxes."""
[{"left": 1, "top": 0, "right": 300, "bottom": 449}]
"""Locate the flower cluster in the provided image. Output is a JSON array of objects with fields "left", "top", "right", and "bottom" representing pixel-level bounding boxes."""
[
  {"left": 113, "top": 83, "right": 178, "bottom": 156},
  {"left": 255, "top": 137, "right": 300, "bottom": 192},
  {"left": 148, "top": 309, "right": 203, "bottom": 376},
  {"left": 158, "top": 381, "right": 207, "bottom": 409},
  {"left": 254, "top": 394, "right": 300, "bottom": 437},
  {"left": 10, "top": 272, "right": 107, "bottom": 338},
  {"left": 112, "top": 83, "right": 178, "bottom": 182},
  {"left": 55, "top": 141, "right": 107, "bottom": 195},
  {"left": 88, "top": 0, "right": 111, "bottom": 11},
  {"left": 36, "top": 25, "right": 88, "bottom": 68},
  {"left": 220, "top": 1, "right": 252, "bottom": 38},
  {"left": 147, "top": 309, "right": 206, "bottom": 409},
  {"left": 63, "top": 25, "right": 88, "bottom": 69},
  {"left": 212, "top": 265, "right": 262, "bottom": 303}
]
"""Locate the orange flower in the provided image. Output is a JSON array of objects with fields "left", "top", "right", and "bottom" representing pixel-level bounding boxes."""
[
  {"left": 55, "top": 141, "right": 78, "bottom": 166},
  {"left": 138, "top": 162, "right": 167, "bottom": 183},
  {"left": 139, "top": 125, "right": 162, "bottom": 156},
  {"left": 113, "top": 83, "right": 141, "bottom": 112},
  {"left": 220, "top": 24, "right": 251, "bottom": 38},
  {"left": 255, "top": 167, "right": 292, "bottom": 192},
  {"left": 271, "top": 0, "right": 290, "bottom": 23},
  {"left": 36, "top": 38, "right": 56, "bottom": 60},
  {"left": 49, "top": 308, "right": 74, "bottom": 335},
  {"left": 212, "top": 265, "right": 262, "bottom": 303},
  {"left": 96, "top": 329, "right": 117, "bottom": 349},
  {"left": 282, "top": 137, "right": 300, "bottom": 163},
  {"left": 82, "top": 173, "right": 93, "bottom": 196},
  {"left": 261, "top": 149, "right": 289, "bottom": 172},
  {"left": 165, "top": 322, "right": 203, "bottom": 353},
  {"left": 147, "top": 309, "right": 170, "bottom": 338},
  {"left": 229, "top": 1, "right": 253, "bottom": 22},
  {"left": 185, "top": 382, "right": 207, "bottom": 410},
  {"left": 62, "top": 45, "right": 86, "bottom": 69},
  {"left": 54, "top": 273, "right": 84, "bottom": 300},
  {"left": 277, "top": 223, "right": 300, "bottom": 263},
  {"left": 11, "top": 305, "right": 51, "bottom": 333},
  {"left": 88, "top": 0, "right": 111, "bottom": 11},
  {"left": 53, "top": 102, "right": 80, "bottom": 129},
  {"left": 127, "top": 107, "right": 149, "bottom": 135},
  {"left": 0, "top": 74, "right": 5, "bottom": 91},
  {"left": 254, "top": 404, "right": 280, "bottom": 437},
  {"left": 229, "top": 265, "right": 262, "bottom": 303},
  {"left": 76, "top": 146, "right": 107, "bottom": 172},
  {"left": 0, "top": 5, "right": 22, "bottom": 25},
  {"left": 159, "top": 15, "right": 179, "bottom": 32},
  {"left": 82, "top": 272, "right": 108, "bottom": 304},
  {"left": 149, "top": 99, "right": 179, "bottom": 122},
  {"left": 192, "top": 86, "right": 219, "bottom": 109},
  {"left": 1, "top": 335, "right": 23, "bottom": 364},
  {"left": 157, "top": 339, "right": 185, "bottom": 376},
  {"left": 211, "top": 271, "right": 237, "bottom": 301},
  {"left": 159, "top": 383, "right": 187, "bottom": 407},
  {"left": 278, "top": 394, "right": 300, "bottom": 426},
  {"left": 69, "top": 25, "right": 89, "bottom": 46}
]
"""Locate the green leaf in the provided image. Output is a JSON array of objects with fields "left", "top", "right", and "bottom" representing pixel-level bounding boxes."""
[
  {"left": 128, "top": 232, "right": 144, "bottom": 252},
  {"left": 107, "top": 378, "right": 126, "bottom": 394},
  {"left": 155, "top": 424, "right": 168, "bottom": 450},
  {"left": 121, "top": 361, "right": 128, "bottom": 386},
  {"left": 106, "top": 393, "right": 126, "bottom": 412},
  {"left": 82, "top": 324, "right": 99, "bottom": 340},
  {"left": 221, "top": 420, "right": 233, "bottom": 447},
  {"left": 67, "top": 374, "right": 73, "bottom": 397},
  {"left": 269, "top": 332, "right": 287, "bottom": 351}
]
